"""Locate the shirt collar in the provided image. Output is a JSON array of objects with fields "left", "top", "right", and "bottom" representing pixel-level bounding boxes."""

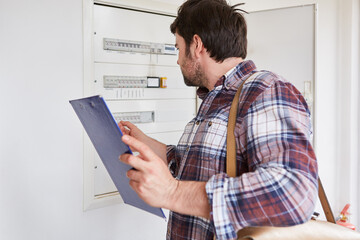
[
  {"left": 197, "top": 60, "right": 257, "bottom": 99},
  {"left": 225, "top": 66, "right": 237, "bottom": 78},
  {"left": 221, "top": 60, "right": 257, "bottom": 90}
]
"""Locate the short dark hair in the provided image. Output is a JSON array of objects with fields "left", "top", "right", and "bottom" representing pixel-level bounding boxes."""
[{"left": 170, "top": 0, "right": 247, "bottom": 62}]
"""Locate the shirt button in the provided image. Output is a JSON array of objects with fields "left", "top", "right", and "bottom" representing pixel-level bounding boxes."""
[
  {"left": 208, "top": 121, "right": 212, "bottom": 127},
  {"left": 186, "top": 146, "right": 190, "bottom": 151},
  {"left": 195, "top": 120, "right": 200, "bottom": 125}
]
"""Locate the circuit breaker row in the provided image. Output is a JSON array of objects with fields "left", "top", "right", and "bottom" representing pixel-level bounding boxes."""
[
  {"left": 103, "top": 38, "right": 177, "bottom": 55},
  {"left": 103, "top": 75, "right": 167, "bottom": 88}
]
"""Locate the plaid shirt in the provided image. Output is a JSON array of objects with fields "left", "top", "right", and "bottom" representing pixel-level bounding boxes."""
[{"left": 166, "top": 60, "right": 318, "bottom": 240}]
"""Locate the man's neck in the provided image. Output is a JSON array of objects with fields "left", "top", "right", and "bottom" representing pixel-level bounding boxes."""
[{"left": 203, "top": 57, "right": 244, "bottom": 91}]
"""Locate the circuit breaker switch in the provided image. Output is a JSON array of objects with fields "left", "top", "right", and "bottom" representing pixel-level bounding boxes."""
[
  {"left": 103, "top": 38, "right": 177, "bottom": 55},
  {"left": 113, "top": 111, "right": 154, "bottom": 124},
  {"left": 147, "top": 77, "right": 160, "bottom": 88},
  {"left": 103, "top": 76, "right": 147, "bottom": 88},
  {"left": 160, "top": 77, "right": 167, "bottom": 88}
]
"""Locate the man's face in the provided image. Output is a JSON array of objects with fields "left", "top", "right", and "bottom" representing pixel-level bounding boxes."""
[{"left": 175, "top": 33, "right": 206, "bottom": 88}]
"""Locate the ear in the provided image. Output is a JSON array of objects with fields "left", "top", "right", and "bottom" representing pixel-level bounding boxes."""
[{"left": 192, "top": 34, "right": 205, "bottom": 59}]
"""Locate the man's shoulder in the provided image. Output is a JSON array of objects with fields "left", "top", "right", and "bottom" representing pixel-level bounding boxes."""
[
  {"left": 237, "top": 70, "right": 300, "bottom": 115},
  {"left": 239, "top": 70, "right": 284, "bottom": 101},
  {"left": 244, "top": 70, "right": 289, "bottom": 90}
]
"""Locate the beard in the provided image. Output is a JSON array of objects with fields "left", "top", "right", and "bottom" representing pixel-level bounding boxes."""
[{"left": 181, "top": 56, "right": 207, "bottom": 88}]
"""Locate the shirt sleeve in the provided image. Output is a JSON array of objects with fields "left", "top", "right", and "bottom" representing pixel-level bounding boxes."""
[
  {"left": 205, "top": 80, "right": 318, "bottom": 239},
  {"left": 167, "top": 145, "right": 179, "bottom": 178}
]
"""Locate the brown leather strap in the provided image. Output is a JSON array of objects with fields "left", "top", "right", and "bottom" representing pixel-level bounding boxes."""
[
  {"left": 226, "top": 77, "right": 248, "bottom": 177},
  {"left": 318, "top": 178, "right": 336, "bottom": 223},
  {"left": 226, "top": 72, "right": 257, "bottom": 177},
  {"left": 227, "top": 72, "right": 335, "bottom": 223}
]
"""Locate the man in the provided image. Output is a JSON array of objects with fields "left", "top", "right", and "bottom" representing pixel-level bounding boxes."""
[{"left": 119, "top": 0, "right": 318, "bottom": 239}]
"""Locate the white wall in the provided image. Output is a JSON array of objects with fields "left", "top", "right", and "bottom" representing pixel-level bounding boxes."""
[
  {"left": 336, "top": 0, "right": 360, "bottom": 229},
  {"left": 0, "top": 0, "right": 358, "bottom": 239}
]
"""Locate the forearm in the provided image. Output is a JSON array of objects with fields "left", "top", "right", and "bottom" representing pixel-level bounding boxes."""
[
  {"left": 206, "top": 168, "right": 317, "bottom": 239},
  {"left": 166, "top": 180, "right": 211, "bottom": 219}
]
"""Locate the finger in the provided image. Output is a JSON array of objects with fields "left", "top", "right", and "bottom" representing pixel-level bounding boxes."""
[
  {"left": 120, "top": 121, "right": 136, "bottom": 128},
  {"left": 126, "top": 169, "right": 142, "bottom": 182},
  {"left": 119, "top": 153, "right": 147, "bottom": 171},
  {"left": 129, "top": 180, "right": 142, "bottom": 194},
  {"left": 118, "top": 123, "right": 130, "bottom": 135},
  {"left": 120, "top": 121, "right": 137, "bottom": 130},
  {"left": 122, "top": 135, "right": 158, "bottom": 162}
]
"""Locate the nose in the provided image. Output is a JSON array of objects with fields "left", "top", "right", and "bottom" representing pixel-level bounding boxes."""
[{"left": 177, "top": 59, "right": 179, "bottom": 65}]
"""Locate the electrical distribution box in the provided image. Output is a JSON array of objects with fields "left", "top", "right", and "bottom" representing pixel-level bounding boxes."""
[{"left": 84, "top": 4, "right": 196, "bottom": 208}]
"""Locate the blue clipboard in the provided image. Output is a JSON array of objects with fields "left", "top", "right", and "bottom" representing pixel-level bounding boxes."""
[{"left": 69, "top": 95, "right": 165, "bottom": 219}]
